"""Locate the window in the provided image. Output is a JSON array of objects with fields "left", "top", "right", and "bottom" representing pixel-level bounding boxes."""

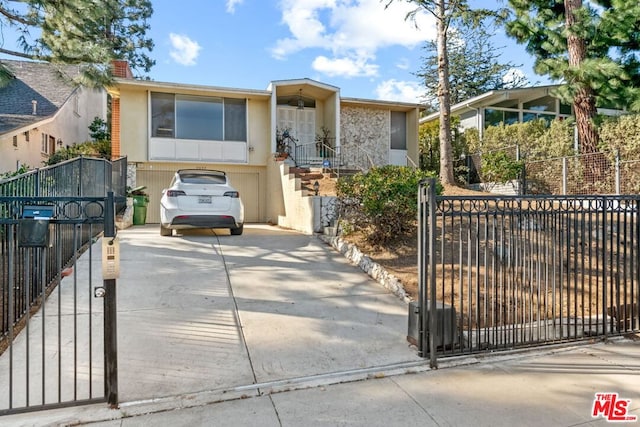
[
  {"left": 24, "top": 131, "right": 29, "bottom": 142},
  {"left": 176, "top": 95, "right": 222, "bottom": 140},
  {"left": 151, "top": 93, "right": 175, "bottom": 138},
  {"left": 484, "top": 109, "right": 519, "bottom": 128},
  {"left": 150, "top": 92, "right": 247, "bottom": 141},
  {"left": 492, "top": 99, "right": 519, "bottom": 109},
  {"left": 13, "top": 135, "right": 18, "bottom": 147},
  {"left": 224, "top": 98, "right": 247, "bottom": 141},
  {"left": 390, "top": 111, "right": 407, "bottom": 150},
  {"left": 523, "top": 112, "right": 556, "bottom": 125},
  {"left": 523, "top": 96, "right": 556, "bottom": 112},
  {"left": 41, "top": 133, "right": 49, "bottom": 153}
]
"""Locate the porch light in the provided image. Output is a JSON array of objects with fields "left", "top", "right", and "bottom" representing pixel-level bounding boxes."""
[
  {"left": 313, "top": 180, "right": 319, "bottom": 196},
  {"left": 297, "top": 89, "right": 304, "bottom": 110}
]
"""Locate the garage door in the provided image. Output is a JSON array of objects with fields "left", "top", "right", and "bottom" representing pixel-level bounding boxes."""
[{"left": 137, "top": 169, "right": 261, "bottom": 224}]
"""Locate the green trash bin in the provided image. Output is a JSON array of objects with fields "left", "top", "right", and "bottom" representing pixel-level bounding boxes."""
[{"left": 131, "top": 193, "right": 149, "bottom": 225}]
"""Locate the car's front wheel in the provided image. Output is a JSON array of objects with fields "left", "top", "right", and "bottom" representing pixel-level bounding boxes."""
[
  {"left": 230, "top": 224, "right": 243, "bottom": 235},
  {"left": 160, "top": 224, "right": 172, "bottom": 236}
]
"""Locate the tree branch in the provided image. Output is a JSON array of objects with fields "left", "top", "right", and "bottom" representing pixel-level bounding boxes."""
[
  {"left": 0, "top": 6, "right": 31, "bottom": 25},
  {"left": 0, "top": 47, "right": 36, "bottom": 60}
]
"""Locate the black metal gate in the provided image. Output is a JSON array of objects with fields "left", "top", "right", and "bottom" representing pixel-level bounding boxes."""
[
  {"left": 415, "top": 178, "right": 640, "bottom": 367},
  {"left": 0, "top": 157, "right": 124, "bottom": 415}
]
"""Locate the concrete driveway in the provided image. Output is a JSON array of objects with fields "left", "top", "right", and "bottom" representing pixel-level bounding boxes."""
[{"left": 114, "top": 224, "right": 421, "bottom": 402}]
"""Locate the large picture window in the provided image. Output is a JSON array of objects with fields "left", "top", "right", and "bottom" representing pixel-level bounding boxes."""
[
  {"left": 176, "top": 95, "right": 222, "bottom": 140},
  {"left": 150, "top": 92, "right": 247, "bottom": 141}
]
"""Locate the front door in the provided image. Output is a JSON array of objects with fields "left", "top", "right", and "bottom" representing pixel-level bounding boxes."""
[{"left": 277, "top": 106, "right": 316, "bottom": 146}]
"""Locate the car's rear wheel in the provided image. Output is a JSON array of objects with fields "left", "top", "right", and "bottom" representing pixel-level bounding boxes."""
[
  {"left": 230, "top": 224, "right": 243, "bottom": 235},
  {"left": 160, "top": 224, "right": 172, "bottom": 236}
]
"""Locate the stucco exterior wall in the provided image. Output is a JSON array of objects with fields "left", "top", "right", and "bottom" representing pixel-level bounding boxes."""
[
  {"left": 276, "top": 162, "right": 314, "bottom": 234},
  {"left": 118, "top": 87, "right": 149, "bottom": 163}
]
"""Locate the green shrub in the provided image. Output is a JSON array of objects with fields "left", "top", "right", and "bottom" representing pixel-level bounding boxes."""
[
  {"left": 480, "top": 151, "right": 524, "bottom": 184},
  {"left": 44, "top": 140, "right": 110, "bottom": 166},
  {"left": 1, "top": 164, "right": 31, "bottom": 180},
  {"left": 337, "top": 166, "right": 441, "bottom": 246}
]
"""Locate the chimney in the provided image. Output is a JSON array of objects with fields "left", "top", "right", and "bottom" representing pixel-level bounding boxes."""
[
  {"left": 32, "top": 100, "right": 37, "bottom": 115},
  {"left": 111, "top": 60, "right": 134, "bottom": 79}
]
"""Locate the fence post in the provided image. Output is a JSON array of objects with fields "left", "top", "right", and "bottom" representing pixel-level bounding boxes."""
[
  {"left": 421, "top": 178, "right": 438, "bottom": 369},
  {"left": 35, "top": 168, "right": 41, "bottom": 197},
  {"left": 615, "top": 150, "right": 620, "bottom": 195},
  {"left": 562, "top": 157, "right": 568, "bottom": 195},
  {"left": 103, "top": 191, "right": 118, "bottom": 407},
  {"left": 417, "top": 181, "right": 426, "bottom": 358},
  {"left": 79, "top": 156, "right": 84, "bottom": 197}
]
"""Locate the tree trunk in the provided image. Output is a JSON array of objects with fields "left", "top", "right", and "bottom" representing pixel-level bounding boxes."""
[
  {"left": 436, "top": 0, "right": 455, "bottom": 186},
  {"left": 565, "top": 0, "right": 607, "bottom": 187}
]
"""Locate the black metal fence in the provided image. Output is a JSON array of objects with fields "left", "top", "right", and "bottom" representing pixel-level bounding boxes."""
[
  {"left": 416, "top": 179, "right": 640, "bottom": 367},
  {"left": 0, "top": 156, "right": 125, "bottom": 414}
]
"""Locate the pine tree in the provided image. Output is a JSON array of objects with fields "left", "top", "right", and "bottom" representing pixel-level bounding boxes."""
[
  {"left": 506, "top": 0, "right": 640, "bottom": 184},
  {"left": 0, "top": 0, "right": 154, "bottom": 87}
]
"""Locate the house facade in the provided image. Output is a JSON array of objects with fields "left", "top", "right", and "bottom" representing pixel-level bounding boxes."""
[
  {"left": 0, "top": 60, "right": 107, "bottom": 174},
  {"left": 419, "top": 85, "right": 624, "bottom": 139},
  {"left": 109, "top": 62, "right": 422, "bottom": 226}
]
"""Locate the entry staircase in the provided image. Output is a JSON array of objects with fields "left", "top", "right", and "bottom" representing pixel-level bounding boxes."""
[{"left": 276, "top": 161, "right": 359, "bottom": 234}]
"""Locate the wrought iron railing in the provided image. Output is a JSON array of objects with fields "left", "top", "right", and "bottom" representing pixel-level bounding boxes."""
[
  {"left": 290, "top": 138, "right": 375, "bottom": 178},
  {"left": 0, "top": 156, "right": 127, "bottom": 345},
  {"left": 417, "top": 178, "right": 640, "bottom": 367}
]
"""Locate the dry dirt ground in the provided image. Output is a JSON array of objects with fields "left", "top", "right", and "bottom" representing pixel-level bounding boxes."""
[
  {"left": 340, "top": 184, "right": 482, "bottom": 300},
  {"left": 339, "top": 184, "right": 636, "bottom": 332}
]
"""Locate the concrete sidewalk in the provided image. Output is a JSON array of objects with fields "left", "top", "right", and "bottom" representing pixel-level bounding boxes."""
[{"left": 2, "top": 225, "right": 639, "bottom": 426}]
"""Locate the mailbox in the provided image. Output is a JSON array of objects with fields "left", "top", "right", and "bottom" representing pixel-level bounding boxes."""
[{"left": 19, "top": 205, "right": 55, "bottom": 247}]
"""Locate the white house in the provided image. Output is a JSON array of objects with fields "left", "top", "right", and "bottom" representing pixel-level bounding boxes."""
[{"left": 0, "top": 60, "right": 107, "bottom": 174}]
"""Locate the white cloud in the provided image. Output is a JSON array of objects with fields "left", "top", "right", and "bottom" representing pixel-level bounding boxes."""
[
  {"left": 271, "top": 0, "right": 435, "bottom": 78},
  {"left": 169, "top": 33, "right": 202, "bottom": 66},
  {"left": 312, "top": 54, "right": 379, "bottom": 78},
  {"left": 375, "top": 79, "right": 425, "bottom": 103},
  {"left": 226, "top": 0, "right": 243, "bottom": 14}
]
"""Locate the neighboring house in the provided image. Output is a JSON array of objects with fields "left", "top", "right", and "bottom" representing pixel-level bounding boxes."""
[
  {"left": 108, "top": 61, "right": 423, "bottom": 227},
  {"left": 420, "top": 85, "right": 624, "bottom": 139},
  {"left": 0, "top": 60, "right": 107, "bottom": 174}
]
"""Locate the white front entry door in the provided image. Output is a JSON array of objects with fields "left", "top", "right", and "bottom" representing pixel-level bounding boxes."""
[{"left": 277, "top": 106, "right": 316, "bottom": 146}]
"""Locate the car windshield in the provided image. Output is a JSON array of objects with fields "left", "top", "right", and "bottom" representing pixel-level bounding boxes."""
[{"left": 179, "top": 173, "right": 226, "bottom": 185}]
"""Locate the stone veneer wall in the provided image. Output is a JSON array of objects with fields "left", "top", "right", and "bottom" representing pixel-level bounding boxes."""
[{"left": 340, "top": 106, "right": 389, "bottom": 168}]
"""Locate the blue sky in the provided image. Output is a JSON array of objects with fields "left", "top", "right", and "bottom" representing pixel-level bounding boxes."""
[
  {"left": 145, "top": 0, "right": 547, "bottom": 103},
  {"left": 1, "top": 0, "right": 546, "bottom": 103}
]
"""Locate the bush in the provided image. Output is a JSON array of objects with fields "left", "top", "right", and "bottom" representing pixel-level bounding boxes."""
[
  {"left": 44, "top": 140, "right": 110, "bottom": 166},
  {"left": 337, "top": 166, "right": 441, "bottom": 246},
  {"left": 480, "top": 151, "right": 524, "bottom": 184}
]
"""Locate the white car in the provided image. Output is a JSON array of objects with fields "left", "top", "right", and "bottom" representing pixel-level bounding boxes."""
[{"left": 159, "top": 169, "right": 244, "bottom": 236}]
